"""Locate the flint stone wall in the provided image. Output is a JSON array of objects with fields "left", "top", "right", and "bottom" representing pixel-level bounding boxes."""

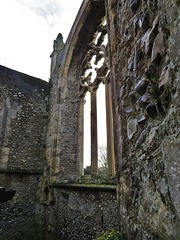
[
  {"left": 0, "top": 65, "right": 49, "bottom": 170},
  {"left": 0, "top": 65, "right": 50, "bottom": 240},
  {"left": 42, "top": 186, "right": 119, "bottom": 240},
  {"left": 0, "top": 173, "right": 42, "bottom": 240},
  {"left": 106, "top": 0, "right": 180, "bottom": 239}
]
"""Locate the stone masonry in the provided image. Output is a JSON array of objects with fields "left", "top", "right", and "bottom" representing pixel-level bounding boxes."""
[
  {"left": 106, "top": 0, "right": 180, "bottom": 239},
  {"left": 0, "top": 65, "right": 50, "bottom": 240}
]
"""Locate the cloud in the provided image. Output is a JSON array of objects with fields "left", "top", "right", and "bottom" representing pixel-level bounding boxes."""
[
  {"left": 0, "top": 0, "right": 83, "bottom": 80},
  {"left": 16, "top": 0, "right": 60, "bottom": 26},
  {"left": 15, "top": 0, "right": 82, "bottom": 29}
]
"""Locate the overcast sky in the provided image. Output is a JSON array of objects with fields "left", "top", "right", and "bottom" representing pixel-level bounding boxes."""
[{"left": 0, "top": 0, "right": 83, "bottom": 80}]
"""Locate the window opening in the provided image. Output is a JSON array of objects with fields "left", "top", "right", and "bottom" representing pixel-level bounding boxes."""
[
  {"left": 79, "top": 19, "right": 115, "bottom": 176},
  {"left": 97, "top": 84, "right": 107, "bottom": 174},
  {"left": 84, "top": 91, "right": 91, "bottom": 173}
]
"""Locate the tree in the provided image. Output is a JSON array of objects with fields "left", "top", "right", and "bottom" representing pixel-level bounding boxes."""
[
  {"left": 83, "top": 146, "right": 108, "bottom": 175},
  {"left": 98, "top": 145, "right": 108, "bottom": 174}
]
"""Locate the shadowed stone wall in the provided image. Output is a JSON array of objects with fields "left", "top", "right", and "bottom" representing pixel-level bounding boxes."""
[
  {"left": 0, "top": 65, "right": 50, "bottom": 171},
  {"left": 41, "top": 185, "right": 119, "bottom": 240},
  {"left": 0, "top": 65, "right": 50, "bottom": 240},
  {"left": 106, "top": 0, "right": 180, "bottom": 239},
  {"left": 0, "top": 174, "right": 42, "bottom": 240}
]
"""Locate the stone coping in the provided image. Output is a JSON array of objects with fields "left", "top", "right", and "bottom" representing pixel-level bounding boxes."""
[{"left": 49, "top": 183, "right": 117, "bottom": 192}]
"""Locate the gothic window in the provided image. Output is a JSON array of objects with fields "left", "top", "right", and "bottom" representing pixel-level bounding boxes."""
[{"left": 78, "top": 19, "right": 115, "bottom": 176}]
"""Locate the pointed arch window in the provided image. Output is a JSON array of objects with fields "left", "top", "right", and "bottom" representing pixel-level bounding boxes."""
[{"left": 78, "top": 19, "right": 115, "bottom": 176}]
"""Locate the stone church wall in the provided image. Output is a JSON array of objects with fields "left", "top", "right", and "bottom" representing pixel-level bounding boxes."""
[
  {"left": 41, "top": 186, "right": 119, "bottom": 240},
  {"left": 45, "top": 1, "right": 106, "bottom": 182},
  {"left": 106, "top": 0, "right": 180, "bottom": 239},
  {"left": 41, "top": 2, "right": 120, "bottom": 239},
  {"left": 0, "top": 65, "right": 50, "bottom": 239},
  {"left": 46, "top": 56, "right": 81, "bottom": 182},
  {"left": 0, "top": 65, "right": 49, "bottom": 171},
  {"left": 0, "top": 174, "right": 43, "bottom": 240},
  {"left": 43, "top": 0, "right": 180, "bottom": 239}
]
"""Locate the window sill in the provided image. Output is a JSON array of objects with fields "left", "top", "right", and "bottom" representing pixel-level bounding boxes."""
[{"left": 49, "top": 182, "right": 117, "bottom": 192}]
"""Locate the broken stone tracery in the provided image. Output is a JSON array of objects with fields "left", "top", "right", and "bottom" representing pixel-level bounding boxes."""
[{"left": 78, "top": 18, "right": 115, "bottom": 175}]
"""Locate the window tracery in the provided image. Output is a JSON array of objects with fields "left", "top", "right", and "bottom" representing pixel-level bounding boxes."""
[{"left": 78, "top": 19, "right": 115, "bottom": 175}]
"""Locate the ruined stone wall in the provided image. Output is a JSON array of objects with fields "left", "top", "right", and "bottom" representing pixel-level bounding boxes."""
[
  {"left": 0, "top": 65, "right": 49, "bottom": 170},
  {"left": 46, "top": 53, "right": 81, "bottom": 182},
  {"left": 42, "top": 2, "right": 121, "bottom": 239},
  {"left": 106, "top": 0, "right": 180, "bottom": 239},
  {"left": 0, "top": 65, "right": 50, "bottom": 239},
  {"left": 42, "top": 186, "right": 119, "bottom": 240},
  {"left": 46, "top": 0, "right": 106, "bottom": 182}
]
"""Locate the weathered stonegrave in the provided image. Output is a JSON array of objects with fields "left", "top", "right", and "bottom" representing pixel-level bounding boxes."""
[{"left": 0, "top": 0, "right": 180, "bottom": 239}]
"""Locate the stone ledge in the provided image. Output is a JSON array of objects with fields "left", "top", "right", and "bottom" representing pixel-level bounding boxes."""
[
  {"left": 77, "top": 174, "right": 118, "bottom": 185},
  {"left": 0, "top": 169, "right": 44, "bottom": 174},
  {"left": 49, "top": 183, "right": 117, "bottom": 192}
]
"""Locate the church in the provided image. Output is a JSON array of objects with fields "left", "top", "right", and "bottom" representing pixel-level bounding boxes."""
[{"left": 0, "top": 0, "right": 180, "bottom": 239}]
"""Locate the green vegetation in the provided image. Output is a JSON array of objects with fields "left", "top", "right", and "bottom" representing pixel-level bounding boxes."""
[{"left": 93, "top": 229, "right": 127, "bottom": 240}]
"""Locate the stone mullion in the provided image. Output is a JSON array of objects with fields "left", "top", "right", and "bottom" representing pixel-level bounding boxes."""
[
  {"left": 105, "top": 82, "right": 115, "bottom": 175},
  {"left": 78, "top": 98, "right": 85, "bottom": 175},
  {"left": 90, "top": 88, "right": 98, "bottom": 175}
]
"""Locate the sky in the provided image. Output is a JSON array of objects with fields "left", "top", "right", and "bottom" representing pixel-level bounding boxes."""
[
  {"left": 84, "top": 85, "right": 107, "bottom": 167},
  {"left": 0, "top": 0, "right": 83, "bottom": 81},
  {"left": 0, "top": 0, "right": 107, "bottom": 167}
]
